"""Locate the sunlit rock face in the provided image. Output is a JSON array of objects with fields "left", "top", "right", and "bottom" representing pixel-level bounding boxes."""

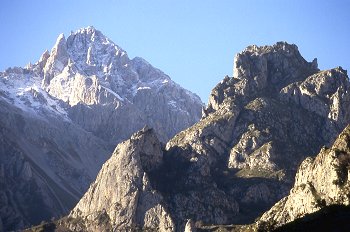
[{"left": 65, "top": 127, "right": 175, "bottom": 232}]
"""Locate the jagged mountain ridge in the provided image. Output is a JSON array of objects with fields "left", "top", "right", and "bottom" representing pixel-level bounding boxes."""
[
  {"left": 4, "top": 26, "right": 202, "bottom": 145},
  {"left": 0, "top": 26, "right": 202, "bottom": 231},
  {"left": 59, "top": 42, "right": 350, "bottom": 232}
]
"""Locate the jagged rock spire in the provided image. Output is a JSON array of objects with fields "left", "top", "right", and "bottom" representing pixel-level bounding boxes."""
[{"left": 43, "top": 33, "right": 69, "bottom": 86}]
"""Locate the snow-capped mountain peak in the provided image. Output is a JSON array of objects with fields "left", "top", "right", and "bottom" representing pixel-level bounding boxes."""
[
  {"left": 0, "top": 26, "right": 202, "bottom": 141},
  {"left": 0, "top": 26, "right": 203, "bottom": 231},
  {"left": 38, "top": 27, "right": 201, "bottom": 108}
]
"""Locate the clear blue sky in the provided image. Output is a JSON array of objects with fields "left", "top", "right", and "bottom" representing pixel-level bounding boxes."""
[{"left": 1, "top": 1, "right": 349, "bottom": 102}]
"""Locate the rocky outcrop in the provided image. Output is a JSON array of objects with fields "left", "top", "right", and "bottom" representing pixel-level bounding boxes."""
[
  {"left": 256, "top": 125, "right": 350, "bottom": 230},
  {"left": 279, "top": 67, "right": 350, "bottom": 139},
  {"left": 204, "top": 42, "right": 319, "bottom": 115},
  {"left": 64, "top": 127, "right": 175, "bottom": 231}
]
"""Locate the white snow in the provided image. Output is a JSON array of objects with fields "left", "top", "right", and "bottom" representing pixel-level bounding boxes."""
[
  {"left": 168, "top": 100, "right": 177, "bottom": 108},
  {"left": 137, "top": 86, "right": 151, "bottom": 90},
  {"left": 0, "top": 71, "right": 69, "bottom": 120},
  {"left": 100, "top": 85, "right": 124, "bottom": 101}
]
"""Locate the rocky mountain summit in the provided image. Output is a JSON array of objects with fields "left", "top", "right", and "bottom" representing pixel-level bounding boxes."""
[
  {"left": 0, "top": 27, "right": 201, "bottom": 231},
  {"left": 160, "top": 42, "right": 350, "bottom": 228},
  {"left": 3, "top": 26, "right": 202, "bottom": 145},
  {"left": 255, "top": 124, "right": 350, "bottom": 230},
  {"left": 51, "top": 41, "right": 350, "bottom": 232}
]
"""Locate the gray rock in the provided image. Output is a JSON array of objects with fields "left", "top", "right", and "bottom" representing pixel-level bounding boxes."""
[{"left": 65, "top": 127, "right": 175, "bottom": 231}]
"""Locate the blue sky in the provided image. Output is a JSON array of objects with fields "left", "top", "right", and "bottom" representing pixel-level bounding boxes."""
[{"left": 1, "top": 1, "right": 349, "bottom": 102}]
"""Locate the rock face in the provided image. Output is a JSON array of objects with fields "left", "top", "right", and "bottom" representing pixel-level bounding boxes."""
[
  {"left": 256, "top": 125, "right": 350, "bottom": 230},
  {"left": 64, "top": 127, "right": 175, "bottom": 232},
  {"left": 0, "top": 26, "right": 201, "bottom": 231},
  {"left": 157, "top": 42, "right": 350, "bottom": 228}
]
